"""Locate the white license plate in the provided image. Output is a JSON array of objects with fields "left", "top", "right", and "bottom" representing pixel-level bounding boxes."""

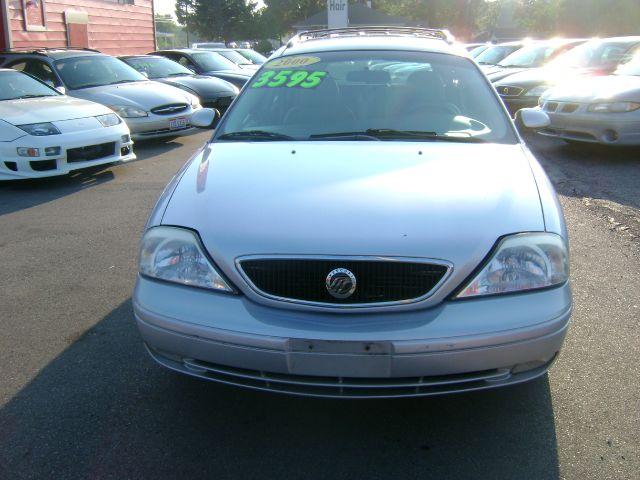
[{"left": 169, "top": 117, "right": 188, "bottom": 130}]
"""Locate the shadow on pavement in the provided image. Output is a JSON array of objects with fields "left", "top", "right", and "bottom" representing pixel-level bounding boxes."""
[
  {"left": 0, "top": 139, "right": 184, "bottom": 217},
  {"left": 0, "top": 299, "right": 560, "bottom": 479},
  {"left": 525, "top": 132, "right": 640, "bottom": 212}
]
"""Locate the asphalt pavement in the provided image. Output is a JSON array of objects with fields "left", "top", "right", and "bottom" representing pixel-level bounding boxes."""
[{"left": 0, "top": 131, "right": 638, "bottom": 479}]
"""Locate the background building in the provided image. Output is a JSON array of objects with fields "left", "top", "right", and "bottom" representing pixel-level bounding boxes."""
[{"left": 0, "top": 0, "right": 156, "bottom": 55}]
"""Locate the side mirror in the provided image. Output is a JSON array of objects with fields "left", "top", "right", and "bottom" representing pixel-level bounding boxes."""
[
  {"left": 140, "top": 71, "right": 149, "bottom": 79},
  {"left": 515, "top": 108, "right": 550, "bottom": 130},
  {"left": 191, "top": 108, "right": 221, "bottom": 129},
  {"left": 56, "top": 86, "right": 66, "bottom": 95}
]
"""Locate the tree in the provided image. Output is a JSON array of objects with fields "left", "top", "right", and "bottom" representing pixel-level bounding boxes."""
[{"left": 175, "top": 0, "right": 257, "bottom": 41}]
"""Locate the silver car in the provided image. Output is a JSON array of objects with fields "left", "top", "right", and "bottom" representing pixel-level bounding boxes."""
[
  {"left": 134, "top": 28, "right": 571, "bottom": 398},
  {"left": 538, "top": 56, "right": 640, "bottom": 145},
  {"left": 1, "top": 50, "right": 201, "bottom": 141}
]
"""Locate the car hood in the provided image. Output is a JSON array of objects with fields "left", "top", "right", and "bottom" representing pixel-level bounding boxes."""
[
  {"left": 204, "top": 69, "right": 252, "bottom": 78},
  {"left": 486, "top": 67, "right": 529, "bottom": 83},
  {"left": 544, "top": 74, "right": 640, "bottom": 103},
  {"left": 496, "top": 65, "right": 611, "bottom": 89},
  {"left": 69, "top": 80, "right": 194, "bottom": 109},
  {"left": 0, "top": 95, "right": 111, "bottom": 126},
  {"left": 159, "top": 75, "right": 238, "bottom": 97},
  {"left": 162, "top": 142, "right": 545, "bottom": 289}
]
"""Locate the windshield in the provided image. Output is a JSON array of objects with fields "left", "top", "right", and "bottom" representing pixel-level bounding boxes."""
[
  {"left": 549, "top": 40, "right": 635, "bottom": 69},
  {"left": 216, "top": 51, "right": 516, "bottom": 144},
  {"left": 191, "top": 52, "right": 239, "bottom": 71},
  {"left": 54, "top": 55, "right": 146, "bottom": 89},
  {"left": 498, "top": 43, "right": 570, "bottom": 68},
  {"left": 475, "top": 45, "right": 523, "bottom": 65},
  {"left": 124, "top": 56, "right": 192, "bottom": 78},
  {"left": 237, "top": 49, "right": 267, "bottom": 64},
  {"left": 0, "top": 70, "right": 59, "bottom": 101},
  {"left": 469, "top": 45, "right": 489, "bottom": 58},
  {"left": 217, "top": 50, "right": 253, "bottom": 65},
  {"left": 615, "top": 53, "right": 640, "bottom": 75}
]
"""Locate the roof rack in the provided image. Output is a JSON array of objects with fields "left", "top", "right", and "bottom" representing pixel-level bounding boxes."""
[
  {"left": 288, "top": 27, "right": 455, "bottom": 48},
  {"left": 0, "top": 47, "right": 101, "bottom": 55}
]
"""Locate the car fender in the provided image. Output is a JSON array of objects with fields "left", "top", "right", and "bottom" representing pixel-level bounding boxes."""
[{"left": 0, "top": 119, "right": 27, "bottom": 142}]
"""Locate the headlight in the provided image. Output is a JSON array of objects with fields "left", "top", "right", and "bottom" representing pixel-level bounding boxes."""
[
  {"left": 139, "top": 226, "right": 234, "bottom": 292},
  {"left": 456, "top": 233, "right": 569, "bottom": 299},
  {"left": 109, "top": 105, "right": 148, "bottom": 118},
  {"left": 16, "top": 122, "right": 61, "bottom": 136},
  {"left": 588, "top": 102, "right": 640, "bottom": 113},
  {"left": 96, "top": 113, "right": 122, "bottom": 127},
  {"left": 524, "top": 85, "right": 550, "bottom": 97}
]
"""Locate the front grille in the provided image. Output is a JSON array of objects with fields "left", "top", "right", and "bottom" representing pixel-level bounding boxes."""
[
  {"left": 67, "top": 142, "right": 115, "bottom": 163},
  {"left": 177, "top": 355, "right": 511, "bottom": 399},
  {"left": 239, "top": 259, "right": 448, "bottom": 305},
  {"left": 30, "top": 159, "right": 56, "bottom": 171},
  {"left": 151, "top": 103, "right": 188, "bottom": 115},
  {"left": 497, "top": 85, "right": 524, "bottom": 97},
  {"left": 544, "top": 102, "right": 558, "bottom": 112},
  {"left": 204, "top": 96, "right": 235, "bottom": 111}
]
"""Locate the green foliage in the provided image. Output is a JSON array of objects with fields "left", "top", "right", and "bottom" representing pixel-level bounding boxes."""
[{"left": 175, "top": 0, "right": 258, "bottom": 41}]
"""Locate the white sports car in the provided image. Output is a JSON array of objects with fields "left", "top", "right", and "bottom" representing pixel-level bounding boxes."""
[{"left": 0, "top": 69, "right": 135, "bottom": 180}]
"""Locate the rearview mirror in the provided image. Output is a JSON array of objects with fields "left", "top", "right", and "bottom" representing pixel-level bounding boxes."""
[
  {"left": 515, "top": 108, "right": 550, "bottom": 130},
  {"left": 191, "top": 108, "right": 221, "bottom": 129}
]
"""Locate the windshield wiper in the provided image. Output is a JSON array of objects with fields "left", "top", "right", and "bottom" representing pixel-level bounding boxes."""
[
  {"left": 217, "top": 130, "right": 295, "bottom": 141},
  {"left": 364, "top": 129, "right": 488, "bottom": 143},
  {"left": 309, "top": 131, "right": 382, "bottom": 141},
  {"left": 106, "top": 79, "right": 140, "bottom": 85}
]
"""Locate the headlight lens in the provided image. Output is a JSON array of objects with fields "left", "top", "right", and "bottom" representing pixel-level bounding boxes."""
[
  {"left": 109, "top": 105, "right": 148, "bottom": 118},
  {"left": 456, "top": 233, "right": 569, "bottom": 299},
  {"left": 588, "top": 102, "right": 640, "bottom": 113},
  {"left": 96, "top": 113, "right": 122, "bottom": 127},
  {"left": 139, "top": 226, "right": 234, "bottom": 292},
  {"left": 16, "top": 122, "right": 61, "bottom": 136},
  {"left": 524, "top": 85, "right": 549, "bottom": 97}
]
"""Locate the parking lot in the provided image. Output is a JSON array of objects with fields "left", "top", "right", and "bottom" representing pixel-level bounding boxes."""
[{"left": 0, "top": 130, "right": 638, "bottom": 479}]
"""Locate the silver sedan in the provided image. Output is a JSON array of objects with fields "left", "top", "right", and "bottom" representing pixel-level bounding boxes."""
[
  {"left": 134, "top": 29, "right": 571, "bottom": 399},
  {"left": 538, "top": 59, "right": 640, "bottom": 145}
]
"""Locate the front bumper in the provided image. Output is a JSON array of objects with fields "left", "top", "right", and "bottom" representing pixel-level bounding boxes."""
[
  {"left": 0, "top": 124, "right": 135, "bottom": 180},
  {"left": 126, "top": 106, "right": 200, "bottom": 141},
  {"left": 134, "top": 276, "right": 572, "bottom": 398},
  {"left": 539, "top": 106, "right": 640, "bottom": 145}
]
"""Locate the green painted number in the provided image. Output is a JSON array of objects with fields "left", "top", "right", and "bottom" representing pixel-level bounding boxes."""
[
  {"left": 286, "top": 71, "right": 309, "bottom": 87},
  {"left": 300, "top": 71, "right": 327, "bottom": 89},
  {"left": 252, "top": 70, "right": 276, "bottom": 88},
  {"left": 252, "top": 70, "right": 328, "bottom": 89},
  {"left": 268, "top": 70, "right": 293, "bottom": 87}
]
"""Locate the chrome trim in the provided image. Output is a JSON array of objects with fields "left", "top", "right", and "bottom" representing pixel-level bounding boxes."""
[{"left": 235, "top": 254, "right": 453, "bottom": 309}]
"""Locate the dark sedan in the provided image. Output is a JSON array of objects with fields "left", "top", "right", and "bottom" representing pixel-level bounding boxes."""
[
  {"left": 196, "top": 48, "right": 260, "bottom": 72},
  {"left": 150, "top": 49, "right": 254, "bottom": 88},
  {"left": 120, "top": 55, "right": 239, "bottom": 111},
  {"left": 495, "top": 36, "right": 640, "bottom": 115}
]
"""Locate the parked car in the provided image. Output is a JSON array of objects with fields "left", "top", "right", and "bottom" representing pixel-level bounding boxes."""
[
  {"left": 151, "top": 49, "right": 254, "bottom": 88},
  {"left": 537, "top": 55, "right": 640, "bottom": 145},
  {"left": 192, "top": 42, "right": 226, "bottom": 49},
  {"left": 120, "top": 55, "right": 239, "bottom": 112},
  {"left": 234, "top": 48, "right": 268, "bottom": 65},
  {"left": 494, "top": 37, "right": 640, "bottom": 115},
  {"left": 474, "top": 41, "right": 528, "bottom": 66},
  {"left": 195, "top": 48, "right": 260, "bottom": 71},
  {"left": 134, "top": 27, "right": 570, "bottom": 399},
  {"left": 0, "top": 49, "right": 203, "bottom": 140},
  {"left": 0, "top": 69, "right": 134, "bottom": 180},
  {"left": 484, "top": 39, "right": 585, "bottom": 83}
]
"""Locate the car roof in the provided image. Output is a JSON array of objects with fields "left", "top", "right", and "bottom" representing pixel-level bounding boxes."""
[
  {"left": 273, "top": 28, "right": 464, "bottom": 59},
  {"left": 0, "top": 48, "right": 102, "bottom": 60}
]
